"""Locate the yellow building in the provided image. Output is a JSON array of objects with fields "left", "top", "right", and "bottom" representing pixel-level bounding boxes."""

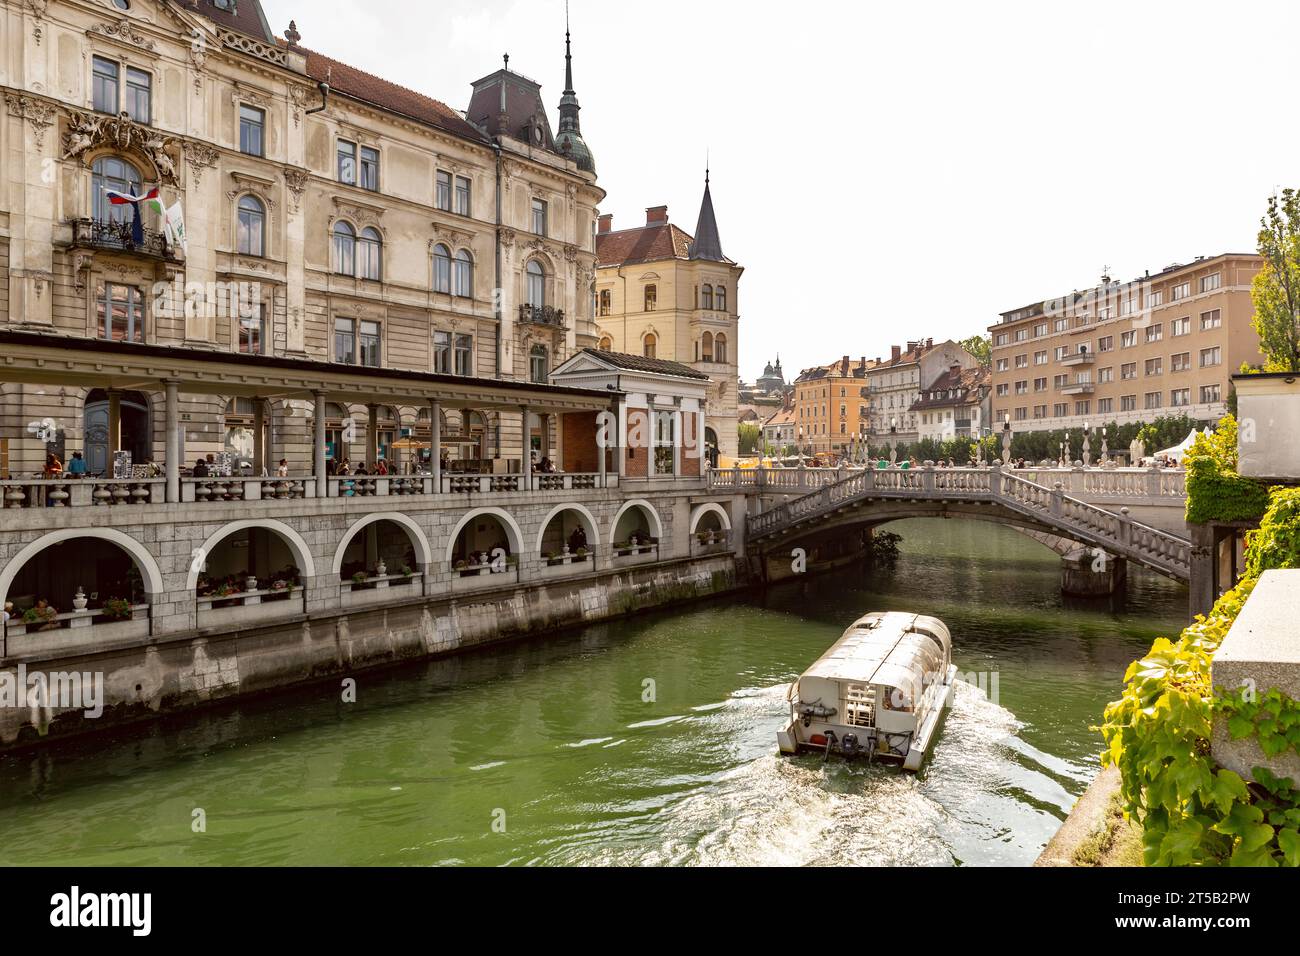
[
  {"left": 0, "top": 0, "right": 603, "bottom": 474},
  {"left": 792, "top": 357, "right": 874, "bottom": 457},
  {"left": 593, "top": 177, "right": 743, "bottom": 459}
]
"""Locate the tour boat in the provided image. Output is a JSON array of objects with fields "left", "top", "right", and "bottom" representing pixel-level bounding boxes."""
[{"left": 778, "top": 611, "right": 957, "bottom": 770}]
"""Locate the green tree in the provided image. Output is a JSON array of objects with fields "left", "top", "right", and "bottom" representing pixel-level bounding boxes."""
[
  {"left": 959, "top": 334, "right": 992, "bottom": 367},
  {"left": 737, "top": 422, "right": 761, "bottom": 456},
  {"left": 1251, "top": 190, "right": 1300, "bottom": 372}
]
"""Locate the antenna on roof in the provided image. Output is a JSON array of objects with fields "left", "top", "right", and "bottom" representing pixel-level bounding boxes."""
[{"left": 503, "top": 53, "right": 510, "bottom": 72}]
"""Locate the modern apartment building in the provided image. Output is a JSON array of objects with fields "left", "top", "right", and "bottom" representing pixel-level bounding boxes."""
[{"left": 989, "top": 254, "right": 1265, "bottom": 432}]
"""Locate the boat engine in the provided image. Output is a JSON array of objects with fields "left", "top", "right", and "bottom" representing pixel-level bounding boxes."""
[
  {"left": 797, "top": 701, "right": 837, "bottom": 727},
  {"left": 840, "top": 733, "right": 860, "bottom": 758}
]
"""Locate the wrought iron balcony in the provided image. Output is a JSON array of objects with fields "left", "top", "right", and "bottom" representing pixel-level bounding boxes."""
[
  {"left": 518, "top": 304, "right": 567, "bottom": 329},
  {"left": 71, "top": 218, "right": 182, "bottom": 262}
]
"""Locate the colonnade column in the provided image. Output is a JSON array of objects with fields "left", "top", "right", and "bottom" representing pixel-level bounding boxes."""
[
  {"left": 107, "top": 388, "right": 122, "bottom": 456},
  {"left": 521, "top": 405, "right": 532, "bottom": 486},
  {"left": 164, "top": 380, "right": 180, "bottom": 503},
  {"left": 366, "top": 403, "right": 379, "bottom": 469},
  {"left": 253, "top": 398, "right": 265, "bottom": 476},
  {"left": 429, "top": 399, "right": 442, "bottom": 491},
  {"left": 313, "top": 390, "right": 327, "bottom": 498}
]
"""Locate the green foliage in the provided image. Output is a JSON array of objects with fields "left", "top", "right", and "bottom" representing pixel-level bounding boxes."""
[
  {"left": 1184, "top": 415, "right": 1271, "bottom": 524},
  {"left": 1251, "top": 189, "right": 1300, "bottom": 372},
  {"left": 959, "top": 334, "right": 992, "bottom": 367},
  {"left": 868, "top": 531, "right": 903, "bottom": 568},
  {"left": 737, "top": 422, "right": 761, "bottom": 456},
  {"left": 1101, "top": 485, "right": 1300, "bottom": 866}
]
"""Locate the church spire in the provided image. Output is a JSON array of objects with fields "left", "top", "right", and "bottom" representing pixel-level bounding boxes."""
[
  {"left": 555, "top": 0, "right": 596, "bottom": 174},
  {"left": 688, "top": 167, "right": 726, "bottom": 262}
]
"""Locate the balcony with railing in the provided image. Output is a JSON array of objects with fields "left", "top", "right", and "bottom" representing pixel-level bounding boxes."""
[
  {"left": 70, "top": 218, "right": 182, "bottom": 263},
  {"left": 518, "top": 304, "right": 567, "bottom": 329}
]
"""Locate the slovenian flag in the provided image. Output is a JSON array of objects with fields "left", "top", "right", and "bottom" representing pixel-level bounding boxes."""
[{"left": 104, "top": 186, "right": 165, "bottom": 247}]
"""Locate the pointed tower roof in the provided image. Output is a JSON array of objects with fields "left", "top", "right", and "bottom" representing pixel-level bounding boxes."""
[
  {"left": 554, "top": 3, "right": 596, "bottom": 175},
  {"left": 688, "top": 169, "right": 726, "bottom": 261}
]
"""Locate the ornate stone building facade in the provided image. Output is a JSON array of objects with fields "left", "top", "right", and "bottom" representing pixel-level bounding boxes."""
[
  {"left": 1, "top": 0, "right": 603, "bottom": 474},
  {"left": 592, "top": 177, "right": 742, "bottom": 460}
]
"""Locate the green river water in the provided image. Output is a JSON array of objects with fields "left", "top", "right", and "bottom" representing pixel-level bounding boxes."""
[{"left": 0, "top": 518, "right": 1187, "bottom": 867}]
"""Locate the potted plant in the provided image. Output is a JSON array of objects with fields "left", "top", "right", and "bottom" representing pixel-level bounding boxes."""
[
  {"left": 351, "top": 571, "right": 369, "bottom": 587},
  {"left": 573, "top": 546, "right": 589, "bottom": 563},
  {"left": 399, "top": 564, "right": 413, "bottom": 579},
  {"left": 454, "top": 559, "right": 469, "bottom": 574},
  {"left": 102, "top": 597, "right": 133, "bottom": 621}
]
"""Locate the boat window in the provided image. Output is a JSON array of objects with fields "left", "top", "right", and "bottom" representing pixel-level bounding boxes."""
[{"left": 843, "top": 685, "right": 874, "bottom": 727}]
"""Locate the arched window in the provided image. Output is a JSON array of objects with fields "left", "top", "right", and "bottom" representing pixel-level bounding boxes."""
[
  {"left": 332, "top": 221, "right": 356, "bottom": 276},
  {"left": 598, "top": 335, "right": 613, "bottom": 352},
  {"left": 526, "top": 260, "right": 545, "bottom": 308},
  {"left": 643, "top": 333, "right": 657, "bottom": 359},
  {"left": 702, "top": 331, "right": 714, "bottom": 362},
  {"left": 716, "top": 286, "right": 727, "bottom": 312},
  {"left": 454, "top": 249, "right": 474, "bottom": 298},
  {"left": 357, "top": 227, "right": 382, "bottom": 281},
  {"left": 701, "top": 284, "right": 714, "bottom": 310},
  {"left": 715, "top": 333, "right": 728, "bottom": 364},
  {"left": 92, "top": 156, "right": 142, "bottom": 225},
  {"left": 529, "top": 344, "right": 548, "bottom": 384},
  {"left": 432, "top": 244, "right": 452, "bottom": 293},
  {"left": 236, "top": 195, "right": 266, "bottom": 257}
]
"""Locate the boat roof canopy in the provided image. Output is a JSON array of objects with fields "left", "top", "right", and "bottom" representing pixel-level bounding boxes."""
[{"left": 803, "top": 612, "right": 951, "bottom": 691}]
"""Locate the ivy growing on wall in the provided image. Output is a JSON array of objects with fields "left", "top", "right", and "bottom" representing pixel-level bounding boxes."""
[
  {"left": 1183, "top": 415, "right": 1272, "bottom": 525},
  {"left": 1100, "top": 463, "right": 1300, "bottom": 866}
]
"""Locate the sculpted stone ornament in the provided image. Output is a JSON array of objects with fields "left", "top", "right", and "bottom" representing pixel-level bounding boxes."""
[
  {"left": 182, "top": 141, "right": 219, "bottom": 186},
  {"left": 284, "top": 168, "right": 309, "bottom": 210},
  {"left": 5, "top": 93, "right": 56, "bottom": 150},
  {"left": 89, "top": 17, "right": 157, "bottom": 52},
  {"left": 64, "top": 110, "right": 180, "bottom": 186}
]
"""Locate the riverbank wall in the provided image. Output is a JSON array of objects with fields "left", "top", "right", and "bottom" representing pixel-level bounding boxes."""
[{"left": 0, "top": 553, "right": 746, "bottom": 751}]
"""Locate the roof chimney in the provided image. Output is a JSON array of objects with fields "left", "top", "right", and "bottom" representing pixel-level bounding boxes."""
[
  {"left": 951, "top": 363, "right": 962, "bottom": 377},
  {"left": 646, "top": 205, "right": 668, "bottom": 225},
  {"left": 892, "top": 345, "right": 902, "bottom": 362},
  {"left": 598, "top": 213, "right": 613, "bottom": 234}
]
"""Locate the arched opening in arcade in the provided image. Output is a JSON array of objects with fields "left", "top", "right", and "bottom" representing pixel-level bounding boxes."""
[
  {"left": 539, "top": 507, "right": 597, "bottom": 568},
  {"left": 2, "top": 535, "right": 152, "bottom": 634},
  {"left": 338, "top": 518, "right": 422, "bottom": 591},
  {"left": 196, "top": 526, "right": 303, "bottom": 606},
  {"left": 451, "top": 511, "right": 519, "bottom": 576},
  {"left": 612, "top": 503, "right": 660, "bottom": 556}
]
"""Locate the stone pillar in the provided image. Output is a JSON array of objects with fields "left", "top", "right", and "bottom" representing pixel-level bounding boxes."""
[
  {"left": 430, "top": 399, "right": 442, "bottom": 491},
  {"left": 253, "top": 398, "right": 265, "bottom": 475},
  {"left": 598, "top": 409, "right": 608, "bottom": 486},
  {"left": 521, "top": 406, "right": 532, "bottom": 485},
  {"left": 366, "top": 403, "right": 379, "bottom": 469},
  {"left": 1061, "top": 548, "right": 1126, "bottom": 597},
  {"left": 164, "top": 380, "right": 180, "bottom": 503},
  {"left": 540, "top": 413, "right": 552, "bottom": 462},
  {"left": 313, "top": 390, "right": 327, "bottom": 498},
  {"left": 1189, "top": 523, "right": 1218, "bottom": 620}
]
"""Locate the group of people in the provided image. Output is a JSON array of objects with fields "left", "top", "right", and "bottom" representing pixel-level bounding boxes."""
[
  {"left": 41, "top": 452, "right": 88, "bottom": 478},
  {"left": 325, "top": 458, "right": 393, "bottom": 477}
]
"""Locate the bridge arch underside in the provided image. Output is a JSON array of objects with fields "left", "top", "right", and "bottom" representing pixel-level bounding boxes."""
[{"left": 755, "top": 500, "right": 1187, "bottom": 583}]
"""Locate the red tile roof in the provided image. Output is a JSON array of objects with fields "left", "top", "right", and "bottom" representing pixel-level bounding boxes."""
[
  {"left": 596, "top": 223, "right": 694, "bottom": 268},
  {"left": 295, "top": 46, "right": 486, "bottom": 141}
]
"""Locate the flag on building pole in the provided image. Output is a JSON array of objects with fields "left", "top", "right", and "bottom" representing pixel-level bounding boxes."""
[
  {"left": 164, "top": 201, "right": 188, "bottom": 257},
  {"left": 105, "top": 186, "right": 163, "bottom": 246}
]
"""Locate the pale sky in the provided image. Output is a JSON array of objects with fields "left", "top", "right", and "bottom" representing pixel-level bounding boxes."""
[{"left": 260, "top": 0, "right": 1297, "bottom": 381}]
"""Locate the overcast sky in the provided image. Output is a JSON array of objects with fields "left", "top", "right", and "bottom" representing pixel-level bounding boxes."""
[{"left": 260, "top": 0, "right": 1298, "bottom": 380}]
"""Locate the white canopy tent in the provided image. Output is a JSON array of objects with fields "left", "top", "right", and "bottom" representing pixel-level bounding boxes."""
[{"left": 1153, "top": 428, "right": 1211, "bottom": 464}]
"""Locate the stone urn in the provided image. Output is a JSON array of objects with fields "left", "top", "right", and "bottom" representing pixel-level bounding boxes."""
[
  {"left": 73, "top": 587, "right": 89, "bottom": 612},
  {"left": 246, "top": 575, "right": 258, "bottom": 593},
  {"left": 376, "top": 559, "right": 387, "bottom": 578}
]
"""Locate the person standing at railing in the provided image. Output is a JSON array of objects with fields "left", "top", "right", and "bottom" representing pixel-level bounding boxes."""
[
  {"left": 68, "top": 452, "right": 87, "bottom": 477},
  {"left": 277, "top": 459, "right": 289, "bottom": 478}
]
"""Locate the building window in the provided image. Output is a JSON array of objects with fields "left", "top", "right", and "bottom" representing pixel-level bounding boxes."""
[
  {"left": 1075, "top": 401, "right": 1090, "bottom": 416},
  {"left": 531, "top": 198, "right": 548, "bottom": 236},
  {"left": 1171, "top": 282, "right": 1191, "bottom": 302},
  {"left": 337, "top": 140, "right": 357, "bottom": 185},
  {"left": 1034, "top": 322, "right": 1048, "bottom": 337},
  {"left": 1145, "top": 391, "right": 1162, "bottom": 410},
  {"left": 236, "top": 195, "right": 266, "bottom": 257},
  {"left": 335, "top": 317, "right": 356, "bottom": 364},
  {"left": 433, "top": 331, "right": 452, "bottom": 373},
  {"left": 436, "top": 171, "right": 452, "bottom": 211},
  {"left": 644, "top": 284, "right": 657, "bottom": 312},
  {"left": 239, "top": 105, "right": 265, "bottom": 157},
  {"left": 332, "top": 222, "right": 356, "bottom": 275},
  {"left": 1145, "top": 358, "right": 1163, "bottom": 376},
  {"left": 1098, "top": 367, "right": 1113, "bottom": 384},
  {"left": 336, "top": 318, "right": 380, "bottom": 367},
  {"left": 1172, "top": 352, "right": 1191, "bottom": 372},
  {"left": 454, "top": 250, "right": 473, "bottom": 297},
  {"left": 1054, "top": 346, "right": 1068, "bottom": 361},
  {"left": 715, "top": 333, "right": 728, "bottom": 364},
  {"left": 1053, "top": 374, "right": 1068, "bottom": 389},
  {"left": 91, "top": 156, "right": 142, "bottom": 225},
  {"left": 1145, "top": 324, "right": 1163, "bottom": 343},
  {"left": 1034, "top": 377, "right": 1047, "bottom": 392},
  {"left": 526, "top": 260, "right": 545, "bottom": 307},
  {"left": 92, "top": 57, "right": 119, "bottom": 114},
  {"left": 1097, "top": 398, "right": 1114, "bottom": 414},
  {"left": 1147, "top": 290, "right": 1164, "bottom": 308},
  {"left": 598, "top": 336, "right": 613, "bottom": 351},
  {"left": 994, "top": 333, "right": 1008, "bottom": 346},
  {"left": 1171, "top": 388, "right": 1191, "bottom": 407},
  {"left": 1200, "top": 274, "right": 1221, "bottom": 294},
  {"left": 359, "top": 320, "right": 381, "bottom": 367},
  {"left": 1200, "top": 309, "right": 1222, "bottom": 330},
  {"left": 1054, "top": 318, "right": 1068, "bottom": 333},
  {"left": 1098, "top": 336, "right": 1114, "bottom": 352},
  {"left": 1121, "top": 362, "right": 1137, "bottom": 381},
  {"left": 1121, "top": 395, "right": 1137, "bottom": 412},
  {"left": 1200, "top": 346, "right": 1221, "bottom": 367},
  {"left": 455, "top": 176, "right": 471, "bottom": 216},
  {"left": 701, "top": 284, "right": 714, "bottom": 310},
  {"left": 717, "top": 286, "right": 727, "bottom": 312},
  {"left": 1201, "top": 384, "right": 1222, "bottom": 404},
  {"left": 1015, "top": 354, "right": 1028, "bottom": 368},
  {"left": 357, "top": 227, "right": 382, "bottom": 281},
  {"left": 643, "top": 333, "right": 657, "bottom": 359},
  {"left": 529, "top": 344, "right": 549, "bottom": 384},
  {"left": 239, "top": 306, "right": 266, "bottom": 355},
  {"left": 598, "top": 289, "right": 611, "bottom": 316},
  {"left": 96, "top": 282, "right": 144, "bottom": 343},
  {"left": 359, "top": 147, "right": 380, "bottom": 192},
  {"left": 701, "top": 331, "right": 714, "bottom": 362},
  {"left": 1121, "top": 330, "right": 1137, "bottom": 348},
  {"left": 1171, "top": 316, "right": 1190, "bottom": 336},
  {"left": 432, "top": 244, "right": 451, "bottom": 293},
  {"left": 996, "top": 358, "right": 1009, "bottom": 372},
  {"left": 1053, "top": 403, "right": 1068, "bottom": 417},
  {"left": 454, "top": 334, "right": 473, "bottom": 376}
]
